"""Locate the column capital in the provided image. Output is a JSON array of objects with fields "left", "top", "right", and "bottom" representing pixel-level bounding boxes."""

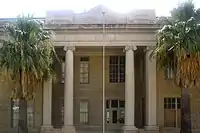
[
  {"left": 64, "top": 46, "right": 75, "bottom": 52},
  {"left": 124, "top": 45, "right": 137, "bottom": 51}
]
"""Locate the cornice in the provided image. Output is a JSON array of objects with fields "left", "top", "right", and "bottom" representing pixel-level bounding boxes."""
[{"left": 54, "top": 41, "right": 156, "bottom": 47}]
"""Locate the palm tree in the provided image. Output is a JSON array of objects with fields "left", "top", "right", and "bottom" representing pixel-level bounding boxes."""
[
  {"left": 151, "top": 1, "right": 200, "bottom": 133},
  {"left": 0, "top": 15, "right": 57, "bottom": 133}
]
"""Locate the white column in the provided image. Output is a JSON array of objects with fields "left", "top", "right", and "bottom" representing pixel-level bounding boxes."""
[
  {"left": 63, "top": 46, "right": 76, "bottom": 133},
  {"left": 144, "top": 46, "right": 159, "bottom": 131},
  {"left": 123, "top": 45, "right": 138, "bottom": 133},
  {"left": 41, "top": 78, "right": 53, "bottom": 133}
]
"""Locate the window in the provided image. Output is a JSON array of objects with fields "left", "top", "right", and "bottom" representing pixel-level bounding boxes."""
[
  {"left": 164, "top": 97, "right": 181, "bottom": 128},
  {"left": 80, "top": 101, "right": 89, "bottom": 124},
  {"left": 11, "top": 100, "right": 35, "bottom": 128},
  {"left": 27, "top": 101, "right": 35, "bottom": 128},
  {"left": 80, "top": 57, "right": 89, "bottom": 84},
  {"left": 61, "top": 62, "right": 65, "bottom": 83},
  {"left": 60, "top": 97, "right": 64, "bottom": 125},
  {"left": 109, "top": 56, "right": 125, "bottom": 83},
  {"left": 11, "top": 100, "right": 19, "bottom": 128},
  {"left": 164, "top": 62, "right": 174, "bottom": 79},
  {"left": 106, "top": 100, "right": 125, "bottom": 124}
]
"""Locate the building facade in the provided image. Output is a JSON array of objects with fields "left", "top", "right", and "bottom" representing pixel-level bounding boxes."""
[{"left": 1, "top": 5, "right": 199, "bottom": 133}]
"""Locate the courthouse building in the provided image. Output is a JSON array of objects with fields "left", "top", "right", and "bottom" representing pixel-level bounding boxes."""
[{"left": 0, "top": 5, "right": 192, "bottom": 133}]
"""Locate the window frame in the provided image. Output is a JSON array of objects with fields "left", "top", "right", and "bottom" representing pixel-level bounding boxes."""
[
  {"left": 164, "top": 97, "right": 181, "bottom": 128},
  {"left": 11, "top": 99, "right": 35, "bottom": 128},
  {"left": 164, "top": 62, "right": 174, "bottom": 80},
  {"left": 106, "top": 99, "right": 125, "bottom": 124},
  {"left": 59, "top": 97, "right": 64, "bottom": 125},
  {"left": 27, "top": 100, "right": 35, "bottom": 128},
  {"left": 79, "top": 100, "right": 89, "bottom": 124},
  {"left": 11, "top": 99, "right": 19, "bottom": 128},
  {"left": 80, "top": 56, "right": 90, "bottom": 84},
  {"left": 109, "top": 56, "right": 125, "bottom": 83},
  {"left": 61, "top": 61, "right": 65, "bottom": 83}
]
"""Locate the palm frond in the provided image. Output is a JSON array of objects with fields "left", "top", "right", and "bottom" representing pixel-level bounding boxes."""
[
  {"left": 0, "top": 15, "right": 58, "bottom": 100},
  {"left": 151, "top": 5, "right": 200, "bottom": 88}
]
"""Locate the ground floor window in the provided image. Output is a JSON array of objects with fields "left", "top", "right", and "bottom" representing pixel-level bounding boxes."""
[
  {"left": 11, "top": 100, "right": 19, "bottom": 128},
  {"left": 80, "top": 100, "right": 89, "bottom": 124},
  {"left": 106, "top": 100, "right": 125, "bottom": 124},
  {"left": 164, "top": 97, "right": 181, "bottom": 128},
  {"left": 60, "top": 97, "right": 64, "bottom": 125},
  {"left": 11, "top": 100, "right": 35, "bottom": 128}
]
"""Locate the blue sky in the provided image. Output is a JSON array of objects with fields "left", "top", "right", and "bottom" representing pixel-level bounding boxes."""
[{"left": 0, "top": 0, "right": 199, "bottom": 18}]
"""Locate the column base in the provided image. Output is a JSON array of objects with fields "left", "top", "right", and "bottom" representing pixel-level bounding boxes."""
[
  {"left": 62, "top": 125, "right": 76, "bottom": 133},
  {"left": 122, "top": 126, "right": 138, "bottom": 133},
  {"left": 144, "top": 125, "right": 159, "bottom": 132},
  {"left": 40, "top": 125, "right": 54, "bottom": 133}
]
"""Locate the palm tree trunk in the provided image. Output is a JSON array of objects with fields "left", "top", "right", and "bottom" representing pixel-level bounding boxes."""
[
  {"left": 180, "top": 87, "right": 192, "bottom": 133},
  {"left": 19, "top": 69, "right": 28, "bottom": 133}
]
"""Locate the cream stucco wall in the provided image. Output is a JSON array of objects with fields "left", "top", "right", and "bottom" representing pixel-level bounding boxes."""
[
  {"left": 156, "top": 70, "right": 181, "bottom": 129},
  {"left": 0, "top": 46, "right": 200, "bottom": 132},
  {"left": 0, "top": 22, "right": 199, "bottom": 133},
  {"left": 52, "top": 47, "right": 145, "bottom": 130},
  {"left": 0, "top": 75, "right": 43, "bottom": 133},
  {"left": 157, "top": 69, "right": 200, "bottom": 131}
]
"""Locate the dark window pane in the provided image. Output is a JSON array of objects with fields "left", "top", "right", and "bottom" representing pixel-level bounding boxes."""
[
  {"left": 106, "top": 100, "right": 110, "bottom": 108},
  {"left": 164, "top": 98, "right": 167, "bottom": 104},
  {"left": 177, "top": 98, "right": 181, "bottom": 104},
  {"left": 164, "top": 103, "right": 167, "bottom": 109},
  {"left": 119, "top": 101, "right": 125, "bottom": 107},
  {"left": 119, "top": 66, "right": 125, "bottom": 73},
  {"left": 119, "top": 56, "right": 125, "bottom": 64},
  {"left": 168, "top": 103, "right": 171, "bottom": 109},
  {"left": 119, "top": 74, "right": 125, "bottom": 82},
  {"left": 112, "top": 110, "right": 117, "bottom": 123},
  {"left": 80, "top": 56, "right": 89, "bottom": 61},
  {"left": 111, "top": 100, "right": 118, "bottom": 108},
  {"left": 172, "top": 98, "right": 175, "bottom": 103},
  {"left": 110, "top": 56, "right": 118, "bottom": 64},
  {"left": 172, "top": 103, "right": 175, "bottom": 109},
  {"left": 168, "top": 98, "right": 171, "bottom": 104},
  {"left": 177, "top": 103, "right": 181, "bottom": 109}
]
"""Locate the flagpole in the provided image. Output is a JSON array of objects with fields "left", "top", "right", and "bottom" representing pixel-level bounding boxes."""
[{"left": 102, "top": 11, "right": 106, "bottom": 133}]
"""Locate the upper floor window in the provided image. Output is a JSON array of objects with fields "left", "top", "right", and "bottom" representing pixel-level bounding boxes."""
[
  {"left": 80, "top": 57, "right": 89, "bottom": 84},
  {"left": 164, "top": 62, "right": 174, "bottom": 79},
  {"left": 109, "top": 56, "right": 125, "bottom": 83}
]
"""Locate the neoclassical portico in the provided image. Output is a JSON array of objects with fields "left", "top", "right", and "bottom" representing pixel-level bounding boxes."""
[
  {"left": 41, "top": 44, "right": 159, "bottom": 133},
  {"left": 0, "top": 5, "right": 186, "bottom": 133},
  {"left": 38, "top": 4, "right": 160, "bottom": 133}
]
